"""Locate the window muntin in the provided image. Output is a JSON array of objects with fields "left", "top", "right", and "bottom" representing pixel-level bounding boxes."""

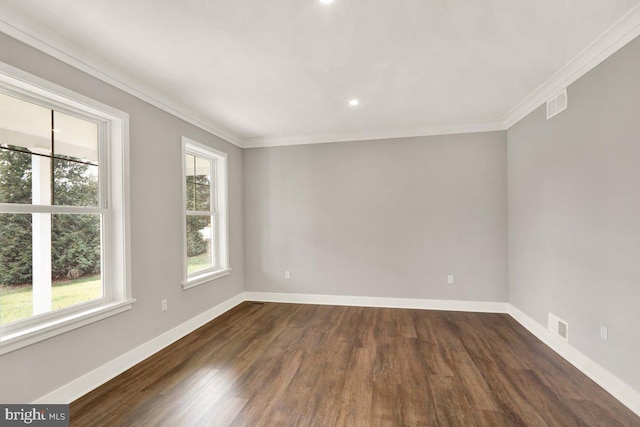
[
  {"left": 0, "top": 92, "right": 50, "bottom": 157},
  {"left": 185, "top": 153, "right": 216, "bottom": 275},
  {"left": 0, "top": 62, "right": 132, "bottom": 354},
  {"left": 0, "top": 91, "right": 105, "bottom": 327},
  {"left": 182, "top": 138, "right": 228, "bottom": 288}
]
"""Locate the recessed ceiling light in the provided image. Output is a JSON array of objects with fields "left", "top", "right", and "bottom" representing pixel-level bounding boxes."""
[
  {"left": 319, "top": 0, "right": 334, "bottom": 4},
  {"left": 349, "top": 99, "right": 359, "bottom": 106}
]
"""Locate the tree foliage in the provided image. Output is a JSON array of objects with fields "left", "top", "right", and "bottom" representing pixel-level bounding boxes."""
[
  {"left": 0, "top": 149, "right": 101, "bottom": 285},
  {"left": 51, "top": 159, "right": 101, "bottom": 280},
  {"left": 186, "top": 174, "right": 211, "bottom": 258},
  {"left": 0, "top": 149, "right": 33, "bottom": 286}
]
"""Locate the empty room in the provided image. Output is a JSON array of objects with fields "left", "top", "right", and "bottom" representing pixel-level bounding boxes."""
[{"left": 0, "top": 1, "right": 639, "bottom": 426}]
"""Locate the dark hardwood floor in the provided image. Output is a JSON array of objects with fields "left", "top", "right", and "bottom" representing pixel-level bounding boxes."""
[{"left": 71, "top": 302, "right": 640, "bottom": 426}]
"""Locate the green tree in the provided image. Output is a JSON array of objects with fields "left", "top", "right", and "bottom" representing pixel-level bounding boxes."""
[
  {"left": 51, "top": 158, "right": 100, "bottom": 280},
  {"left": 0, "top": 214, "right": 32, "bottom": 285},
  {"left": 186, "top": 173, "right": 210, "bottom": 257},
  {"left": 0, "top": 149, "right": 101, "bottom": 285},
  {"left": 0, "top": 148, "right": 32, "bottom": 204},
  {"left": 0, "top": 149, "right": 32, "bottom": 286}
]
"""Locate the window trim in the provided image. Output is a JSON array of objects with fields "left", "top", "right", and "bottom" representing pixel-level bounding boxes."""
[
  {"left": 0, "top": 61, "right": 134, "bottom": 355},
  {"left": 181, "top": 137, "right": 229, "bottom": 290}
]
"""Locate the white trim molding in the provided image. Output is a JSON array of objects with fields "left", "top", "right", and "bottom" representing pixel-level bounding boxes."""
[
  {"left": 244, "top": 291, "right": 509, "bottom": 313},
  {"left": 243, "top": 122, "right": 506, "bottom": 149},
  {"left": 246, "top": 293, "right": 640, "bottom": 416},
  {"left": 508, "top": 304, "right": 640, "bottom": 417},
  {"left": 503, "top": 3, "right": 640, "bottom": 128},
  {"left": 34, "top": 293, "right": 245, "bottom": 404},
  {"left": 3, "top": 4, "right": 640, "bottom": 147},
  {"left": 32, "top": 292, "right": 640, "bottom": 418},
  {"left": 0, "top": 61, "right": 134, "bottom": 355},
  {"left": 4, "top": 3, "right": 640, "bottom": 147},
  {"left": 0, "top": 16, "right": 243, "bottom": 148},
  {"left": 31, "top": 292, "right": 507, "bottom": 404},
  {"left": 181, "top": 137, "right": 230, "bottom": 290},
  {"left": 1, "top": 300, "right": 135, "bottom": 356}
]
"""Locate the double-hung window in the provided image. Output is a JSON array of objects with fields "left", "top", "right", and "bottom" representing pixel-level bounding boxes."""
[
  {"left": 182, "top": 137, "right": 229, "bottom": 289},
  {"left": 0, "top": 63, "right": 132, "bottom": 354}
]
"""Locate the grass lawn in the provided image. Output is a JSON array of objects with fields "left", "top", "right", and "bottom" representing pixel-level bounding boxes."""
[
  {"left": 188, "top": 251, "right": 212, "bottom": 273},
  {"left": 0, "top": 275, "right": 102, "bottom": 325}
]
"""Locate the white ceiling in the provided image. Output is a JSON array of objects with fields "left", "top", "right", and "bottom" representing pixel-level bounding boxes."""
[{"left": 1, "top": 0, "right": 640, "bottom": 147}]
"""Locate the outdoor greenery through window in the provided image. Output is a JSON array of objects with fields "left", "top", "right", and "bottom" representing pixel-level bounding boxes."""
[
  {"left": 0, "top": 91, "right": 103, "bottom": 326},
  {"left": 186, "top": 153, "right": 214, "bottom": 274},
  {"left": 183, "top": 137, "right": 228, "bottom": 288}
]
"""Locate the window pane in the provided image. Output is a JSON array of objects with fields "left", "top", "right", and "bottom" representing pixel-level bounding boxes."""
[
  {"left": 195, "top": 183, "right": 211, "bottom": 211},
  {"left": 185, "top": 154, "right": 195, "bottom": 211},
  {"left": 0, "top": 213, "right": 103, "bottom": 326},
  {"left": 0, "top": 148, "right": 32, "bottom": 204},
  {"left": 187, "top": 215, "right": 213, "bottom": 274},
  {"left": 53, "top": 158, "right": 99, "bottom": 207},
  {"left": 0, "top": 92, "right": 52, "bottom": 206},
  {"left": 186, "top": 155, "right": 212, "bottom": 212},
  {"left": 194, "top": 157, "right": 211, "bottom": 211},
  {"left": 52, "top": 111, "right": 98, "bottom": 164},
  {"left": 51, "top": 214, "right": 103, "bottom": 311},
  {"left": 0, "top": 92, "right": 51, "bottom": 157},
  {"left": 194, "top": 156, "right": 211, "bottom": 184},
  {"left": 0, "top": 213, "right": 33, "bottom": 325}
]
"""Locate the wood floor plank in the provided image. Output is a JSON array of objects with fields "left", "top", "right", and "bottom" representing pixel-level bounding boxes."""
[
  {"left": 507, "top": 369, "right": 587, "bottom": 426},
  {"left": 397, "top": 338, "right": 437, "bottom": 426},
  {"left": 334, "top": 346, "right": 375, "bottom": 426},
  {"left": 70, "top": 303, "right": 640, "bottom": 426}
]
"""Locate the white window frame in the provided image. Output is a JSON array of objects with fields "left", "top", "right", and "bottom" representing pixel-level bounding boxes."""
[
  {"left": 0, "top": 62, "right": 133, "bottom": 355},
  {"left": 181, "top": 137, "right": 229, "bottom": 289}
]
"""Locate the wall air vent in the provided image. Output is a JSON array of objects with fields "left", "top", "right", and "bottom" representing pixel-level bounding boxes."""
[
  {"left": 548, "top": 313, "right": 569, "bottom": 341},
  {"left": 546, "top": 89, "right": 568, "bottom": 119}
]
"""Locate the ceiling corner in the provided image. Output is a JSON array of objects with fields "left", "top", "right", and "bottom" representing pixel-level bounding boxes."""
[
  {"left": 244, "top": 121, "right": 507, "bottom": 149},
  {"left": 502, "top": 3, "right": 640, "bottom": 129},
  {"left": 0, "top": 16, "right": 245, "bottom": 149}
]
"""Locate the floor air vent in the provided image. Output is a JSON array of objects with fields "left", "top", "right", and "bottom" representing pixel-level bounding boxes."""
[
  {"left": 548, "top": 313, "right": 569, "bottom": 341},
  {"left": 546, "top": 89, "right": 568, "bottom": 119}
]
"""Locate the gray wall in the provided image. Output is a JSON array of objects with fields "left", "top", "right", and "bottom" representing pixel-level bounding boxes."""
[
  {"left": 508, "top": 36, "right": 640, "bottom": 391},
  {"left": 4, "top": 19, "right": 639, "bottom": 405},
  {"left": 244, "top": 132, "right": 508, "bottom": 301},
  {"left": 0, "top": 33, "right": 244, "bottom": 403}
]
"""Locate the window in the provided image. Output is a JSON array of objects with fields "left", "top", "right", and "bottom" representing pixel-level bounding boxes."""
[
  {"left": 0, "top": 62, "right": 132, "bottom": 354},
  {"left": 182, "top": 137, "right": 229, "bottom": 289}
]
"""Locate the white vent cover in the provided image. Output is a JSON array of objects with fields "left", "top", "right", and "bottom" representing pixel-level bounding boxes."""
[
  {"left": 548, "top": 313, "right": 569, "bottom": 341},
  {"left": 546, "top": 89, "right": 568, "bottom": 119}
]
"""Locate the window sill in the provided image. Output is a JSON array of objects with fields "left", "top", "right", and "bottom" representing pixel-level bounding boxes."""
[
  {"left": 183, "top": 268, "right": 231, "bottom": 290},
  {"left": 0, "top": 299, "right": 136, "bottom": 356}
]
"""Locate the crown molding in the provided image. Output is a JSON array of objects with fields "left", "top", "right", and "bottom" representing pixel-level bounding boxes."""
[
  {"left": 3, "top": 3, "right": 640, "bottom": 148},
  {"left": 243, "top": 121, "right": 506, "bottom": 148},
  {"left": 503, "top": 3, "right": 640, "bottom": 129},
  {"left": 0, "top": 16, "right": 244, "bottom": 148}
]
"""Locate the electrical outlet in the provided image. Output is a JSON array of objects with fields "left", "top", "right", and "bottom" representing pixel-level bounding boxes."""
[
  {"left": 161, "top": 299, "right": 168, "bottom": 312},
  {"left": 447, "top": 275, "right": 455, "bottom": 285},
  {"left": 285, "top": 271, "right": 291, "bottom": 280},
  {"left": 600, "top": 325, "right": 608, "bottom": 341}
]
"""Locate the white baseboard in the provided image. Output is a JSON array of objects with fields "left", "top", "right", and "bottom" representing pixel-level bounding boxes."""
[
  {"left": 507, "top": 304, "right": 640, "bottom": 417},
  {"left": 34, "top": 293, "right": 245, "bottom": 404},
  {"left": 244, "top": 291, "right": 509, "bottom": 313},
  {"left": 32, "top": 292, "right": 506, "bottom": 404},
  {"left": 32, "top": 291, "right": 640, "bottom": 418},
  {"left": 247, "top": 292, "right": 639, "bottom": 416}
]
